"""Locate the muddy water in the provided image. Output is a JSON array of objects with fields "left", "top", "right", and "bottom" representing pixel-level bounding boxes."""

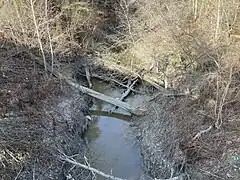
[{"left": 85, "top": 80, "right": 150, "bottom": 180}]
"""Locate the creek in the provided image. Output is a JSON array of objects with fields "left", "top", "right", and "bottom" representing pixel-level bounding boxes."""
[{"left": 84, "top": 79, "right": 150, "bottom": 180}]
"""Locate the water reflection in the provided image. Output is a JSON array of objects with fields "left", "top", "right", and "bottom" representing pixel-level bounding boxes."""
[{"left": 85, "top": 116, "right": 143, "bottom": 180}]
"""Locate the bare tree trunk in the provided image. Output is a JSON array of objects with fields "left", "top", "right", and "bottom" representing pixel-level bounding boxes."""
[{"left": 30, "top": 0, "right": 47, "bottom": 71}]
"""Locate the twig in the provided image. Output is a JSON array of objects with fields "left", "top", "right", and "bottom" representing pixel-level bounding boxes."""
[
  {"left": 12, "top": 0, "right": 27, "bottom": 44},
  {"left": 197, "top": 168, "right": 224, "bottom": 179},
  {"left": 32, "top": 160, "right": 36, "bottom": 180},
  {"left": 215, "top": 0, "right": 222, "bottom": 41},
  {"left": 60, "top": 156, "right": 127, "bottom": 180},
  {"left": 191, "top": 126, "right": 213, "bottom": 142},
  {"left": 84, "top": 64, "right": 92, "bottom": 88},
  {"left": 84, "top": 156, "right": 96, "bottom": 179},
  {"left": 5, "top": 149, "right": 19, "bottom": 163},
  {"left": 119, "top": 0, "right": 134, "bottom": 43},
  {"left": 14, "top": 167, "right": 23, "bottom": 180},
  {"left": 154, "top": 174, "right": 184, "bottom": 180}
]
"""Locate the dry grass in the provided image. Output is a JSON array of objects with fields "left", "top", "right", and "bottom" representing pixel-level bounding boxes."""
[
  {"left": 0, "top": 40, "right": 93, "bottom": 179},
  {"left": 0, "top": 41, "right": 62, "bottom": 179}
]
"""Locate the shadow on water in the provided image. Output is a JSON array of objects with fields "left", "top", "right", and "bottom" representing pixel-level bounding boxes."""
[{"left": 89, "top": 109, "right": 132, "bottom": 121}]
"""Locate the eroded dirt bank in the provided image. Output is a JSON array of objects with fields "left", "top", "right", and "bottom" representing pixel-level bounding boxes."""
[
  {"left": 0, "top": 41, "right": 94, "bottom": 179},
  {"left": 133, "top": 90, "right": 240, "bottom": 180}
]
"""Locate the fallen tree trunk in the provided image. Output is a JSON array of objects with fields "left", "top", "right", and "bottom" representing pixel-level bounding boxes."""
[
  {"left": 64, "top": 77, "right": 144, "bottom": 115},
  {"left": 110, "top": 78, "right": 138, "bottom": 113},
  {"left": 22, "top": 50, "right": 144, "bottom": 116}
]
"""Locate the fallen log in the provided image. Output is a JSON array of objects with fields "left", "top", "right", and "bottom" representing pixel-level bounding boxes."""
[
  {"left": 89, "top": 110, "right": 131, "bottom": 121},
  {"left": 119, "top": 78, "right": 138, "bottom": 101},
  {"left": 91, "top": 73, "right": 141, "bottom": 94},
  {"left": 83, "top": 63, "right": 92, "bottom": 88},
  {"left": 110, "top": 78, "right": 138, "bottom": 113},
  {"left": 64, "top": 77, "right": 144, "bottom": 115},
  {"left": 61, "top": 156, "right": 184, "bottom": 180},
  {"left": 23, "top": 50, "right": 144, "bottom": 116}
]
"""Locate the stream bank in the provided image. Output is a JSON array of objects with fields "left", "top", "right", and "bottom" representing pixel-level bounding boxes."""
[
  {"left": 1, "top": 40, "right": 239, "bottom": 180},
  {"left": 0, "top": 40, "right": 153, "bottom": 180}
]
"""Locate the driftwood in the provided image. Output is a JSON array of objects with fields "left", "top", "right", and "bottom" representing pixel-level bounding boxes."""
[
  {"left": 61, "top": 156, "right": 184, "bottom": 180},
  {"left": 23, "top": 50, "right": 144, "bottom": 116},
  {"left": 83, "top": 63, "right": 92, "bottom": 88},
  {"left": 60, "top": 156, "right": 127, "bottom": 180},
  {"left": 91, "top": 73, "right": 141, "bottom": 94},
  {"left": 89, "top": 110, "right": 131, "bottom": 121},
  {"left": 64, "top": 77, "right": 144, "bottom": 115},
  {"left": 110, "top": 78, "right": 138, "bottom": 112},
  {"left": 119, "top": 78, "right": 138, "bottom": 101}
]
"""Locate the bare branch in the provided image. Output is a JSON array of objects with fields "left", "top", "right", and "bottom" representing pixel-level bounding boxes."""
[
  {"left": 191, "top": 126, "right": 213, "bottom": 142},
  {"left": 60, "top": 156, "right": 127, "bottom": 180},
  {"left": 215, "top": 66, "right": 233, "bottom": 128},
  {"left": 30, "top": 0, "right": 47, "bottom": 71}
]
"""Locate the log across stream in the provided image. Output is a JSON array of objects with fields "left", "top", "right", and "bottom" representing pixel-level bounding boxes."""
[{"left": 25, "top": 50, "right": 153, "bottom": 179}]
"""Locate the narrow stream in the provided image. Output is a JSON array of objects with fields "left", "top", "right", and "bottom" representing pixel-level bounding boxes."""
[{"left": 84, "top": 80, "right": 149, "bottom": 180}]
